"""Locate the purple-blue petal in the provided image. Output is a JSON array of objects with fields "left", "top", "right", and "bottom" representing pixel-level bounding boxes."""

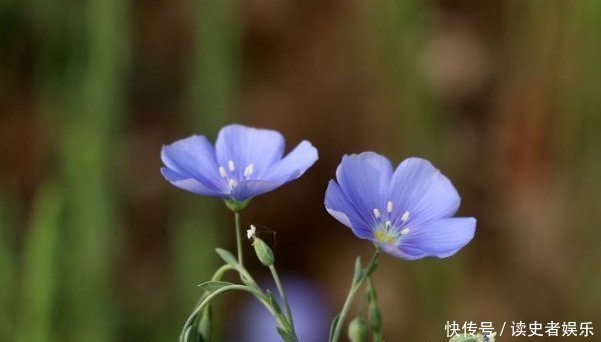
[
  {"left": 161, "top": 167, "right": 226, "bottom": 197},
  {"left": 263, "top": 140, "right": 318, "bottom": 183},
  {"left": 161, "top": 135, "right": 224, "bottom": 193},
  {"left": 388, "top": 158, "right": 460, "bottom": 226},
  {"left": 230, "top": 180, "right": 283, "bottom": 202},
  {"left": 215, "top": 125, "right": 285, "bottom": 178},
  {"left": 335, "top": 153, "right": 393, "bottom": 224},
  {"left": 324, "top": 180, "right": 372, "bottom": 239},
  {"left": 396, "top": 217, "right": 476, "bottom": 259}
]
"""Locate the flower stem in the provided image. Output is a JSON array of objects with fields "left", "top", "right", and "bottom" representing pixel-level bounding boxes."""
[
  {"left": 367, "top": 275, "right": 383, "bottom": 342},
  {"left": 234, "top": 211, "right": 243, "bottom": 267},
  {"left": 269, "top": 265, "right": 295, "bottom": 331},
  {"left": 331, "top": 248, "right": 380, "bottom": 342}
]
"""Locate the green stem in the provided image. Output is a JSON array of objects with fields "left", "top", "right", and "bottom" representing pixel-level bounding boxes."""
[
  {"left": 234, "top": 212, "right": 243, "bottom": 267},
  {"left": 367, "top": 275, "right": 383, "bottom": 342},
  {"left": 269, "top": 265, "right": 295, "bottom": 331},
  {"left": 331, "top": 249, "right": 380, "bottom": 342}
]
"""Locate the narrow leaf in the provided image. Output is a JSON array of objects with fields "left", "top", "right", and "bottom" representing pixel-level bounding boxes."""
[
  {"left": 215, "top": 248, "right": 239, "bottom": 268},
  {"left": 329, "top": 313, "right": 341, "bottom": 342},
  {"left": 198, "top": 281, "right": 234, "bottom": 292}
]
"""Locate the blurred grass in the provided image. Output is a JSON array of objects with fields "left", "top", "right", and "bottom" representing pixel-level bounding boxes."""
[
  {"left": 170, "top": 0, "right": 239, "bottom": 340},
  {"left": 0, "top": 192, "right": 16, "bottom": 341},
  {"left": 17, "top": 184, "right": 62, "bottom": 342},
  {"left": 56, "top": 0, "right": 129, "bottom": 340}
]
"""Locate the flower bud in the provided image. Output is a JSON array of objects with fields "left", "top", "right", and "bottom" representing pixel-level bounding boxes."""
[
  {"left": 348, "top": 316, "right": 368, "bottom": 342},
  {"left": 368, "top": 303, "right": 382, "bottom": 331},
  {"left": 253, "top": 237, "right": 275, "bottom": 266}
]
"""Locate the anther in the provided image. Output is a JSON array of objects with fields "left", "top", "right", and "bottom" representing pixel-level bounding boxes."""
[
  {"left": 401, "top": 211, "right": 410, "bottom": 222},
  {"left": 385, "top": 220, "right": 392, "bottom": 229},
  {"left": 387, "top": 201, "right": 393, "bottom": 213},
  {"left": 228, "top": 160, "right": 235, "bottom": 172},
  {"left": 373, "top": 208, "right": 381, "bottom": 219},
  {"left": 244, "top": 163, "right": 254, "bottom": 177},
  {"left": 219, "top": 166, "right": 227, "bottom": 178},
  {"left": 228, "top": 179, "right": 237, "bottom": 188},
  {"left": 400, "top": 228, "right": 410, "bottom": 235}
]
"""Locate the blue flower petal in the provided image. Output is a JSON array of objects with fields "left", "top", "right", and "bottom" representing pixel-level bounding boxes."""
[
  {"left": 388, "top": 158, "right": 460, "bottom": 227},
  {"left": 324, "top": 180, "right": 372, "bottom": 239},
  {"left": 264, "top": 140, "right": 318, "bottom": 183},
  {"left": 161, "top": 167, "right": 226, "bottom": 197},
  {"left": 335, "top": 153, "right": 393, "bottom": 225},
  {"left": 230, "top": 180, "right": 282, "bottom": 202},
  {"left": 396, "top": 217, "right": 476, "bottom": 259},
  {"left": 161, "top": 135, "right": 224, "bottom": 193},
  {"left": 215, "top": 125, "right": 285, "bottom": 178}
]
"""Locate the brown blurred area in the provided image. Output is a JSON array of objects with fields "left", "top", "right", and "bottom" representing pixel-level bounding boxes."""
[{"left": 1, "top": 0, "right": 600, "bottom": 340}]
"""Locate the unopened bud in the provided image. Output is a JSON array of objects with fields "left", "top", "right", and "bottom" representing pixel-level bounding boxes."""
[
  {"left": 253, "top": 237, "right": 275, "bottom": 266},
  {"left": 348, "top": 316, "right": 368, "bottom": 342}
]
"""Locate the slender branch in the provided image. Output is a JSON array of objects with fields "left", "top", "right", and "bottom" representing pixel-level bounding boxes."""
[
  {"left": 234, "top": 211, "right": 243, "bottom": 266},
  {"left": 331, "top": 248, "right": 380, "bottom": 342},
  {"left": 269, "top": 265, "right": 295, "bottom": 331}
]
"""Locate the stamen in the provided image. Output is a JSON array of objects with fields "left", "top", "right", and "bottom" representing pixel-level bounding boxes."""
[
  {"left": 401, "top": 211, "right": 410, "bottom": 222},
  {"left": 219, "top": 166, "right": 227, "bottom": 178},
  {"left": 400, "top": 228, "right": 410, "bottom": 235},
  {"left": 228, "top": 160, "right": 235, "bottom": 172},
  {"left": 385, "top": 220, "right": 392, "bottom": 229},
  {"left": 244, "top": 163, "right": 254, "bottom": 177},
  {"left": 228, "top": 179, "right": 237, "bottom": 188},
  {"left": 373, "top": 208, "right": 381, "bottom": 218},
  {"left": 387, "top": 201, "right": 393, "bottom": 213}
]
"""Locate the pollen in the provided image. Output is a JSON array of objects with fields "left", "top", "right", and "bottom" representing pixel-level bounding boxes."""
[
  {"left": 373, "top": 208, "right": 381, "bottom": 218},
  {"left": 228, "top": 160, "right": 235, "bottom": 172},
  {"left": 219, "top": 166, "right": 227, "bottom": 178},
  {"left": 387, "top": 201, "right": 393, "bottom": 213}
]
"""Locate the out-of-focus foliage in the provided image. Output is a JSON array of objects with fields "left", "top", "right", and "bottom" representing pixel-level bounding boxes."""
[{"left": 1, "top": 0, "right": 600, "bottom": 340}]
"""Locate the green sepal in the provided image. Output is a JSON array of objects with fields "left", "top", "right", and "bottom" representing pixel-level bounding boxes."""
[{"left": 224, "top": 199, "right": 250, "bottom": 212}]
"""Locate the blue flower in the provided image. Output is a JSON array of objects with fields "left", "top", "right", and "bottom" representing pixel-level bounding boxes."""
[
  {"left": 325, "top": 152, "right": 475, "bottom": 260},
  {"left": 161, "top": 124, "right": 318, "bottom": 204}
]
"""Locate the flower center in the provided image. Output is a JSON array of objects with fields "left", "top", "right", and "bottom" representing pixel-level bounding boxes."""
[
  {"left": 371, "top": 201, "right": 411, "bottom": 245},
  {"left": 218, "top": 161, "right": 254, "bottom": 190}
]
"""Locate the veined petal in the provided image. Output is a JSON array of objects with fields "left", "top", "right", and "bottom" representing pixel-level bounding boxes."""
[
  {"left": 336, "top": 153, "right": 393, "bottom": 225},
  {"left": 230, "top": 179, "right": 282, "bottom": 202},
  {"left": 161, "top": 135, "right": 224, "bottom": 192},
  {"left": 397, "top": 217, "right": 476, "bottom": 259},
  {"left": 264, "top": 140, "right": 318, "bottom": 183},
  {"left": 389, "top": 158, "right": 460, "bottom": 226},
  {"left": 215, "top": 125, "right": 285, "bottom": 178},
  {"left": 161, "top": 167, "right": 226, "bottom": 197},
  {"left": 324, "top": 180, "right": 372, "bottom": 239}
]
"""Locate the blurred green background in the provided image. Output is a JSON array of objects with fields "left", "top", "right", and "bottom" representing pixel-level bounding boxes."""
[{"left": 1, "top": 0, "right": 600, "bottom": 340}]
